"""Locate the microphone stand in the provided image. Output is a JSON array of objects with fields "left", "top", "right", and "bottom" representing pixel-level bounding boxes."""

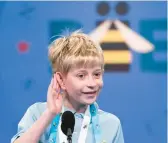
[{"left": 67, "top": 128, "right": 72, "bottom": 143}]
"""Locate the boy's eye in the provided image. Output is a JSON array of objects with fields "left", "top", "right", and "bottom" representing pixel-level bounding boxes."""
[
  {"left": 77, "top": 74, "right": 85, "bottom": 79},
  {"left": 94, "top": 72, "right": 101, "bottom": 78}
]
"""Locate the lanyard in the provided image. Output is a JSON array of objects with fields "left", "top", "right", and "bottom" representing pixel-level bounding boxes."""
[{"left": 49, "top": 103, "right": 101, "bottom": 143}]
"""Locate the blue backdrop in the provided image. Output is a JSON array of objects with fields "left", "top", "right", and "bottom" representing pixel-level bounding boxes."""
[{"left": 0, "top": 1, "right": 167, "bottom": 143}]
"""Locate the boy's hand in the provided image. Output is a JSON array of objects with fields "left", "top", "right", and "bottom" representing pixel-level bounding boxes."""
[{"left": 47, "top": 74, "right": 63, "bottom": 116}]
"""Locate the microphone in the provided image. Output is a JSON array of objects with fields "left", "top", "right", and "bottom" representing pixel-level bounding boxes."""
[{"left": 61, "top": 111, "right": 75, "bottom": 143}]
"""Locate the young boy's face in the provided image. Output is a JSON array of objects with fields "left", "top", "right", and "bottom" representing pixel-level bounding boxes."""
[{"left": 62, "top": 65, "right": 103, "bottom": 106}]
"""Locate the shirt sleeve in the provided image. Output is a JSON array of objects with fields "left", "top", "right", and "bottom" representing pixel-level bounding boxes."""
[
  {"left": 10, "top": 103, "right": 46, "bottom": 143},
  {"left": 113, "top": 120, "right": 124, "bottom": 143}
]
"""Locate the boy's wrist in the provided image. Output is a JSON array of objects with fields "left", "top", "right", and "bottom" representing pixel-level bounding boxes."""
[{"left": 45, "top": 109, "right": 57, "bottom": 120}]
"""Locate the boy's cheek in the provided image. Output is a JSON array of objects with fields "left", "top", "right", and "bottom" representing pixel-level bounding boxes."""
[{"left": 97, "top": 79, "right": 103, "bottom": 87}]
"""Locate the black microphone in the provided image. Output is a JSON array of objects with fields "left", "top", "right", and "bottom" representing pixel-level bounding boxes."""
[{"left": 61, "top": 111, "right": 75, "bottom": 143}]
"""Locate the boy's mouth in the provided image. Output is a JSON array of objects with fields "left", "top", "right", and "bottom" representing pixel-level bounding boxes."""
[{"left": 82, "top": 91, "right": 97, "bottom": 94}]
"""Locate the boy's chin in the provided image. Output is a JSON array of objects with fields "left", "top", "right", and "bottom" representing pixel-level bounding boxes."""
[{"left": 83, "top": 98, "right": 97, "bottom": 105}]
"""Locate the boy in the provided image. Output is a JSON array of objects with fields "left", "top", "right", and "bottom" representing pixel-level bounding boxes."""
[{"left": 11, "top": 31, "right": 124, "bottom": 143}]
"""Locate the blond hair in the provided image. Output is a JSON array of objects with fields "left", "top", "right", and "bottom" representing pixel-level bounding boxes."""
[{"left": 48, "top": 30, "right": 104, "bottom": 75}]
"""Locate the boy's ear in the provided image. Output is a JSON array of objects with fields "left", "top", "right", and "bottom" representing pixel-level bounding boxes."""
[{"left": 55, "top": 72, "right": 66, "bottom": 90}]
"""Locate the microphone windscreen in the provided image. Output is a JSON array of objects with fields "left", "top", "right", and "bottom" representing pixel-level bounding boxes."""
[{"left": 61, "top": 111, "right": 75, "bottom": 135}]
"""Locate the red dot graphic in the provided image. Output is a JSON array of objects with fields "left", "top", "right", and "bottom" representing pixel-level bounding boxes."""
[{"left": 18, "top": 41, "right": 29, "bottom": 53}]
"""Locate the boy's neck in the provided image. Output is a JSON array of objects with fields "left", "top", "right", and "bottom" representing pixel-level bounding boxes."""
[{"left": 63, "top": 97, "right": 88, "bottom": 113}]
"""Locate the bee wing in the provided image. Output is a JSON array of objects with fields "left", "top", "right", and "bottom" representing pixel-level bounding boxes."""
[
  {"left": 114, "top": 20, "right": 154, "bottom": 53},
  {"left": 89, "top": 20, "right": 112, "bottom": 43}
]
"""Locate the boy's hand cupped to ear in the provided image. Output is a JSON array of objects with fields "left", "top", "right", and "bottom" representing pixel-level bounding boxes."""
[{"left": 47, "top": 74, "right": 63, "bottom": 116}]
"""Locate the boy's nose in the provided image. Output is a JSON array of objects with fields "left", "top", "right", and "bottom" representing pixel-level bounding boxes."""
[{"left": 87, "top": 76, "right": 97, "bottom": 88}]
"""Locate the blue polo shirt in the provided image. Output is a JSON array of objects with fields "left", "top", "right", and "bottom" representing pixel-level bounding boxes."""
[{"left": 11, "top": 102, "right": 124, "bottom": 143}]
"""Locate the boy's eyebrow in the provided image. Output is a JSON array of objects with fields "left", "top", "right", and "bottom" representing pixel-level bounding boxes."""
[
  {"left": 94, "top": 68, "right": 102, "bottom": 71},
  {"left": 76, "top": 69, "right": 87, "bottom": 73},
  {"left": 76, "top": 68, "right": 102, "bottom": 73}
]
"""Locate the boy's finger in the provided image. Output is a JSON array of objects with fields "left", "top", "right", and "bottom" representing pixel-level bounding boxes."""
[
  {"left": 50, "top": 78, "right": 54, "bottom": 88},
  {"left": 53, "top": 74, "right": 57, "bottom": 90},
  {"left": 55, "top": 73, "right": 61, "bottom": 93}
]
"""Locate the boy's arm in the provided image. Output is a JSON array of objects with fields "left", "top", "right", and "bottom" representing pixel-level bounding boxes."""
[
  {"left": 13, "top": 77, "right": 63, "bottom": 143},
  {"left": 13, "top": 109, "right": 55, "bottom": 143}
]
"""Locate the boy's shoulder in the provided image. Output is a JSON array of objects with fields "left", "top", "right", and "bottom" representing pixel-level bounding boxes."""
[
  {"left": 28, "top": 102, "right": 47, "bottom": 109},
  {"left": 29, "top": 102, "right": 47, "bottom": 109},
  {"left": 95, "top": 105, "right": 123, "bottom": 140},
  {"left": 26, "top": 102, "right": 47, "bottom": 117},
  {"left": 98, "top": 109, "right": 121, "bottom": 126}
]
